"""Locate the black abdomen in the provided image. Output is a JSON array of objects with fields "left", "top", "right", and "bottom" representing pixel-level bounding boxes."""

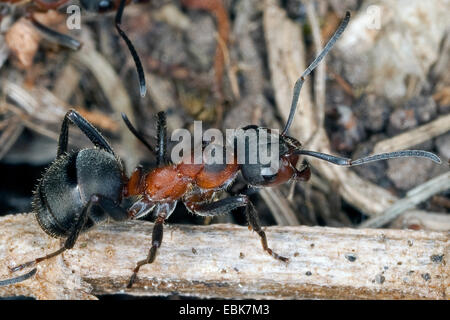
[{"left": 33, "top": 149, "right": 123, "bottom": 238}]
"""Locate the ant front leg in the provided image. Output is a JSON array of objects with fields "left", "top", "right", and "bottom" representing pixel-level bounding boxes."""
[{"left": 186, "top": 195, "right": 289, "bottom": 263}]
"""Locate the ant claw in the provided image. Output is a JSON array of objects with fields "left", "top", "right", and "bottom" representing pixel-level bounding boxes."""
[
  {"left": 267, "top": 248, "right": 289, "bottom": 263},
  {"left": 9, "top": 262, "right": 33, "bottom": 273}
]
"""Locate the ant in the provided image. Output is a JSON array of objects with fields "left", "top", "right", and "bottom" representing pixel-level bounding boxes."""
[
  {"left": 0, "top": 0, "right": 147, "bottom": 96},
  {"left": 0, "top": 11, "right": 441, "bottom": 289}
]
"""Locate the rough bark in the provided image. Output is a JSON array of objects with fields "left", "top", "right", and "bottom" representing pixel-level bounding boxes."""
[{"left": 0, "top": 214, "right": 448, "bottom": 300}]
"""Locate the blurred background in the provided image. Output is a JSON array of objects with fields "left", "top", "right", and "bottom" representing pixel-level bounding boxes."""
[{"left": 0, "top": 0, "right": 449, "bottom": 297}]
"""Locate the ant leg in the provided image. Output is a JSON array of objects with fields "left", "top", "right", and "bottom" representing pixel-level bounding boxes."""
[
  {"left": 127, "top": 214, "right": 165, "bottom": 288},
  {"left": 121, "top": 112, "right": 168, "bottom": 164},
  {"left": 0, "top": 268, "right": 37, "bottom": 287},
  {"left": 186, "top": 196, "right": 289, "bottom": 262},
  {"left": 115, "top": 0, "right": 146, "bottom": 97},
  {"left": 155, "top": 112, "right": 168, "bottom": 166},
  {"left": 245, "top": 200, "right": 289, "bottom": 262},
  {"left": 29, "top": 14, "right": 81, "bottom": 50},
  {"left": 9, "top": 195, "right": 99, "bottom": 273},
  {"left": 58, "top": 110, "right": 114, "bottom": 157},
  {"left": 121, "top": 113, "right": 156, "bottom": 156}
]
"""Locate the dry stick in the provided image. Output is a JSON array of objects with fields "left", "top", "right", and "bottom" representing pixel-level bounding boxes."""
[
  {"left": 359, "top": 172, "right": 450, "bottom": 229},
  {"left": 391, "top": 210, "right": 450, "bottom": 232},
  {"left": 0, "top": 213, "right": 448, "bottom": 299},
  {"left": 373, "top": 114, "right": 450, "bottom": 154},
  {"left": 0, "top": 116, "right": 24, "bottom": 160},
  {"left": 4, "top": 103, "right": 60, "bottom": 140},
  {"left": 259, "top": 189, "right": 300, "bottom": 226},
  {"left": 53, "top": 64, "right": 82, "bottom": 102}
]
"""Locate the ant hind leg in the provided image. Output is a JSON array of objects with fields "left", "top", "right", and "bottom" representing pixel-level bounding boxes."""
[
  {"left": 115, "top": 0, "right": 146, "bottom": 97},
  {"left": 57, "top": 110, "right": 115, "bottom": 157},
  {"left": 29, "top": 15, "right": 81, "bottom": 50},
  {"left": 9, "top": 195, "right": 104, "bottom": 273}
]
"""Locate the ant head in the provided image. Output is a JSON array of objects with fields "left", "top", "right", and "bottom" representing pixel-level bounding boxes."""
[
  {"left": 234, "top": 126, "right": 310, "bottom": 187},
  {"left": 80, "top": 0, "right": 116, "bottom": 13}
]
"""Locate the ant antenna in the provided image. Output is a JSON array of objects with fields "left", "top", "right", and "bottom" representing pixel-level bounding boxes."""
[
  {"left": 0, "top": 268, "right": 37, "bottom": 287},
  {"left": 282, "top": 11, "right": 351, "bottom": 136},
  {"left": 115, "top": 0, "right": 147, "bottom": 97},
  {"left": 294, "top": 149, "right": 442, "bottom": 166},
  {"left": 121, "top": 113, "right": 155, "bottom": 154}
]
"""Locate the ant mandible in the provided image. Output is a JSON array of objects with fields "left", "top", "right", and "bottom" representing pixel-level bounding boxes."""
[
  {"left": 0, "top": 11, "right": 441, "bottom": 289},
  {"left": 1, "top": 0, "right": 147, "bottom": 96}
]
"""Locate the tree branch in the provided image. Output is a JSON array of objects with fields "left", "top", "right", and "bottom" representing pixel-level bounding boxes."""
[{"left": 0, "top": 214, "right": 448, "bottom": 299}]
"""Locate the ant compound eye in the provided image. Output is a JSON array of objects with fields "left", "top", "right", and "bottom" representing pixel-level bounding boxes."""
[
  {"left": 79, "top": 0, "right": 112, "bottom": 12},
  {"left": 260, "top": 165, "right": 278, "bottom": 179},
  {"left": 98, "top": 1, "right": 114, "bottom": 13},
  {"left": 240, "top": 163, "right": 281, "bottom": 186}
]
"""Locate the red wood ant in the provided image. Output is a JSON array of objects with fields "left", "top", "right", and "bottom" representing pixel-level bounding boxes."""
[
  {"left": 0, "top": 11, "right": 441, "bottom": 289},
  {"left": 1, "top": 0, "right": 147, "bottom": 96}
]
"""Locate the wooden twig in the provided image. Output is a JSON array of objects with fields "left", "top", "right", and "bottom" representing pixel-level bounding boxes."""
[
  {"left": 391, "top": 210, "right": 450, "bottom": 232},
  {"left": 359, "top": 172, "right": 450, "bottom": 229},
  {"left": 0, "top": 115, "right": 24, "bottom": 160},
  {"left": 373, "top": 114, "right": 450, "bottom": 154},
  {"left": 259, "top": 189, "right": 300, "bottom": 226},
  {"left": 0, "top": 214, "right": 448, "bottom": 300}
]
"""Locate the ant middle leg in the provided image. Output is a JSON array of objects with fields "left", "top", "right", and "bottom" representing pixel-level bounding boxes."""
[
  {"left": 186, "top": 195, "right": 289, "bottom": 262},
  {"left": 127, "top": 214, "right": 165, "bottom": 288},
  {"left": 121, "top": 111, "right": 169, "bottom": 165},
  {"left": 155, "top": 112, "right": 168, "bottom": 166}
]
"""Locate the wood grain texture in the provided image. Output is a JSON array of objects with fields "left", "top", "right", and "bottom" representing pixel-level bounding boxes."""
[{"left": 0, "top": 214, "right": 448, "bottom": 300}]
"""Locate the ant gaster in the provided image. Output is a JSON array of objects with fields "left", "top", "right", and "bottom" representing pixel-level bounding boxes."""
[
  {"left": 1, "top": 0, "right": 147, "bottom": 96},
  {"left": 0, "top": 109, "right": 131, "bottom": 287},
  {"left": 0, "top": 11, "right": 441, "bottom": 288}
]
